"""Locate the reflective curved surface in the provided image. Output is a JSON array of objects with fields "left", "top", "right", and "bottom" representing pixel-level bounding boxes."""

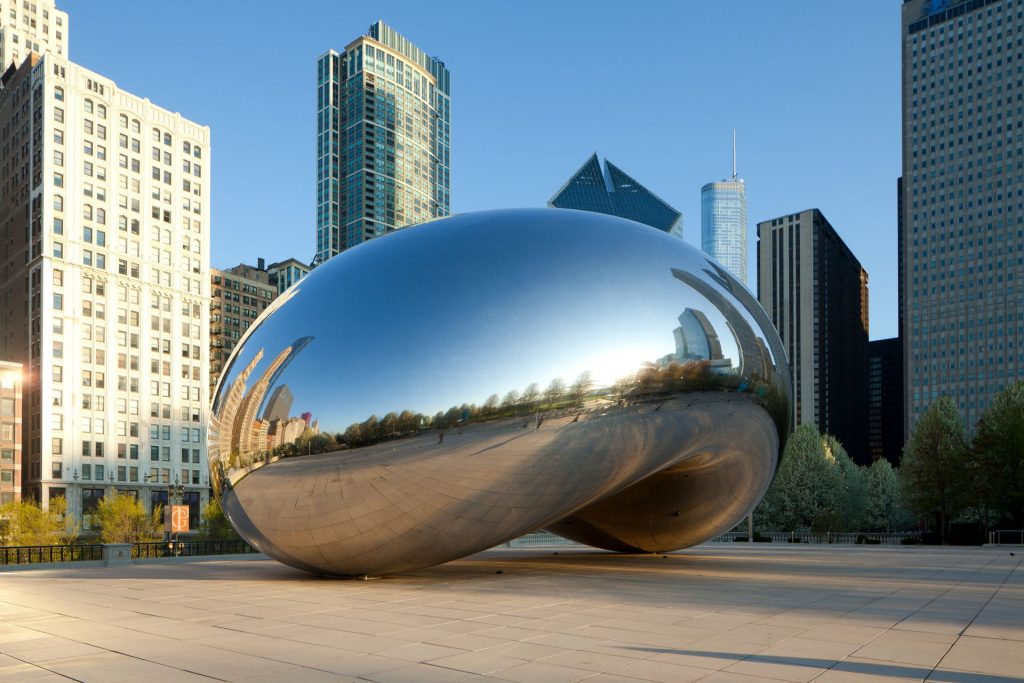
[{"left": 208, "top": 208, "right": 791, "bottom": 576}]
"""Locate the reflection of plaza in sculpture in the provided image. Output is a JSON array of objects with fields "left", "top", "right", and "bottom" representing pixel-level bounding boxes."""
[{"left": 208, "top": 209, "right": 791, "bottom": 576}]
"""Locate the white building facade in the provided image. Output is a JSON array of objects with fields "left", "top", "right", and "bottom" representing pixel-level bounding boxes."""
[
  {"left": 0, "top": 0, "right": 67, "bottom": 71},
  {"left": 0, "top": 50, "right": 211, "bottom": 528}
]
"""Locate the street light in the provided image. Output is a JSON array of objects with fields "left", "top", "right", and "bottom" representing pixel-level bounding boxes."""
[
  {"left": 144, "top": 473, "right": 185, "bottom": 505},
  {"left": 71, "top": 468, "right": 79, "bottom": 528}
]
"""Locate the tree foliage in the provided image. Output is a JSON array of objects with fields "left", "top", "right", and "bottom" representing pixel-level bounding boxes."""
[
  {"left": 94, "top": 493, "right": 162, "bottom": 544},
  {"left": 899, "top": 396, "right": 968, "bottom": 543},
  {"left": 970, "top": 381, "right": 1024, "bottom": 527},
  {"left": 0, "top": 496, "right": 76, "bottom": 546},
  {"left": 863, "top": 458, "right": 909, "bottom": 531},
  {"left": 755, "top": 425, "right": 864, "bottom": 532},
  {"left": 200, "top": 497, "right": 241, "bottom": 541}
]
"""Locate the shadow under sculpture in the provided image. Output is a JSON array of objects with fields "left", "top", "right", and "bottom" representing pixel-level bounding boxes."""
[{"left": 208, "top": 208, "right": 791, "bottom": 576}]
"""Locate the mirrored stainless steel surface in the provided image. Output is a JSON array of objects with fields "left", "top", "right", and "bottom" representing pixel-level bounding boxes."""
[{"left": 208, "top": 208, "right": 791, "bottom": 576}]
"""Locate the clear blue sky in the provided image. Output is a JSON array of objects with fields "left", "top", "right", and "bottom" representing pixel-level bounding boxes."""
[{"left": 62, "top": 0, "right": 901, "bottom": 340}]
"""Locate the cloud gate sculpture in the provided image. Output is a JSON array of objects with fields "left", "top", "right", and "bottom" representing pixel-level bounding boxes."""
[{"left": 209, "top": 208, "right": 791, "bottom": 577}]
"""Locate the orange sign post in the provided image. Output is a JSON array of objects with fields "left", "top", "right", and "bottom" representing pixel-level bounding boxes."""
[{"left": 164, "top": 505, "right": 190, "bottom": 534}]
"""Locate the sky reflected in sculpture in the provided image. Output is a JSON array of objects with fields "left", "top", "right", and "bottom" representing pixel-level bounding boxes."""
[
  {"left": 212, "top": 210, "right": 760, "bottom": 436},
  {"left": 207, "top": 209, "right": 790, "bottom": 576}
]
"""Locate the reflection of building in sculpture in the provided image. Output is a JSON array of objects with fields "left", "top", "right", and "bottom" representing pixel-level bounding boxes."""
[
  {"left": 262, "top": 385, "right": 294, "bottom": 424},
  {"left": 208, "top": 337, "right": 313, "bottom": 484},
  {"left": 671, "top": 267, "right": 773, "bottom": 382},
  {"left": 267, "top": 418, "right": 308, "bottom": 451},
  {"left": 210, "top": 351, "right": 264, "bottom": 470},
  {"left": 261, "top": 385, "right": 300, "bottom": 450},
  {"left": 672, "top": 309, "right": 733, "bottom": 372}
]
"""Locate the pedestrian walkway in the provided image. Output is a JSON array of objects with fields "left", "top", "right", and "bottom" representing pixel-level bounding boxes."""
[{"left": 0, "top": 545, "right": 1020, "bottom": 681}]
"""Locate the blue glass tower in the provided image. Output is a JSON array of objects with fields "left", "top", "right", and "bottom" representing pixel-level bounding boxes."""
[
  {"left": 316, "top": 21, "right": 450, "bottom": 265},
  {"left": 549, "top": 154, "right": 682, "bottom": 237},
  {"left": 701, "top": 179, "right": 748, "bottom": 285}
]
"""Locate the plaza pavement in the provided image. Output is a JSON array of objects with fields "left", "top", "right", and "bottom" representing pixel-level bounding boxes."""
[{"left": 0, "top": 544, "right": 1021, "bottom": 682}]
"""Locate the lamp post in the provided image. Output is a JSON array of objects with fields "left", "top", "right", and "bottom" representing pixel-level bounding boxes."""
[
  {"left": 167, "top": 476, "right": 185, "bottom": 506},
  {"left": 72, "top": 468, "right": 79, "bottom": 530}
]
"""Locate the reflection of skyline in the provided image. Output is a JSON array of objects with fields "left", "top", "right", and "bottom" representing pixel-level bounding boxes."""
[
  {"left": 210, "top": 337, "right": 314, "bottom": 484},
  {"left": 211, "top": 212, "right": 788, "bottom": 435},
  {"left": 672, "top": 267, "right": 773, "bottom": 382},
  {"left": 262, "top": 385, "right": 294, "bottom": 424},
  {"left": 674, "top": 308, "right": 728, "bottom": 366}
]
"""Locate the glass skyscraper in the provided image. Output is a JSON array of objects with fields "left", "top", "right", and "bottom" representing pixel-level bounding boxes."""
[
  {"left": 701, "top": 179, "right": 748, "bottom": 285},
  {"left": 316, "top": 22, "right": 450, "bottom": 264},
  {"left": 549, "top": 154, "right": 682, "bottom": 236},
  {"left": 901, "top": 0, "right": 1024, "bottom": 431}
]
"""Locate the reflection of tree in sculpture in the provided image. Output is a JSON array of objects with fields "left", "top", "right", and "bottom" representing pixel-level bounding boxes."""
[{"left": 208, "top": 209, "right": 795, "bottom": 577}]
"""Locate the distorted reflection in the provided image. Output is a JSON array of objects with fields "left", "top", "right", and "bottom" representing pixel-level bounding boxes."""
[{"left": 207, "top": 208, "right": 791, "bottom": 577}]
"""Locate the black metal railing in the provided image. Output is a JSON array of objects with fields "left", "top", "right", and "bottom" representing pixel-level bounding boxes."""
[
  {"left": 1, "top": 544, "right": 103, "bottom": 565},
  {"left": 1, "top": 540, "right": 256, "bottom": 565},
  {"left": 132, "top": 539, "right": 257, "bottom": 559}
]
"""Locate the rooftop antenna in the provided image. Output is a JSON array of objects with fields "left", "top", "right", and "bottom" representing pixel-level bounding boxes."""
[{"left": 731, "top": 129, "right": 737, "bottom": 180}]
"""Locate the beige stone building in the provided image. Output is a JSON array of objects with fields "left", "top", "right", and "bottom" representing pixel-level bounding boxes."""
[
  {"left": 0, "top": 360, "right": 22, "bottom": 503},
  {"left": 0, "top": 41, "right": 211, "bottom": 527}
]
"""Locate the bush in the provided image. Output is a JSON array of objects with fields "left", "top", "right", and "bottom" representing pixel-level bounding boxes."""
[
  {"left": 200, "top": 497, "right": 241, "bottom": 541},
  {"left": 0, "top": 497, "right": 76, "bottom": 546},
  {"left": 94, "top": 493, "right": 162, "bottom": 544}
]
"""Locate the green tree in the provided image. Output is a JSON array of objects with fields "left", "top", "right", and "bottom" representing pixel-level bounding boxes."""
[
  {"left": 756, "top": 425, "right": 846, "bottom": 532},
  {"left": 200, "top": 497, "right": 241, "bottom": 541},
  {"left": 0, "top": 496, "right": 76, "bottom": 546},
  {"left": 828, "top": 435, "right": 867, "bottom": 532},
  {"left": 863, "top": 459, "right": 906, "bottom": 531},
  {"left": 971, "top": 381, "right": 1024, "bottom": 527},
  {"left": 900, "top": 396, "right": 968, "bottom": 543},
  {"left": 94, "top": 493, "right": 162, "bottom": 544}
]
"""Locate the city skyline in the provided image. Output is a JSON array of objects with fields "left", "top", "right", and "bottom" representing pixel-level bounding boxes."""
[{"left": 60, "top": 0, "right": 902, "bottom": 339}]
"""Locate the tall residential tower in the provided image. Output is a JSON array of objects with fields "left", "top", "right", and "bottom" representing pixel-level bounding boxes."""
[
  {"left": 901, "top": 0, "right": 1024, "bottom": 431},
  {"left": 315, "top": 21, "right": 450, "bottom": 264},
  {"left": 757, "top": 209, "right": 870, "bottom": 463},
  {"left": 701, "top": 133, "right": 748, "bottom": 284}
]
